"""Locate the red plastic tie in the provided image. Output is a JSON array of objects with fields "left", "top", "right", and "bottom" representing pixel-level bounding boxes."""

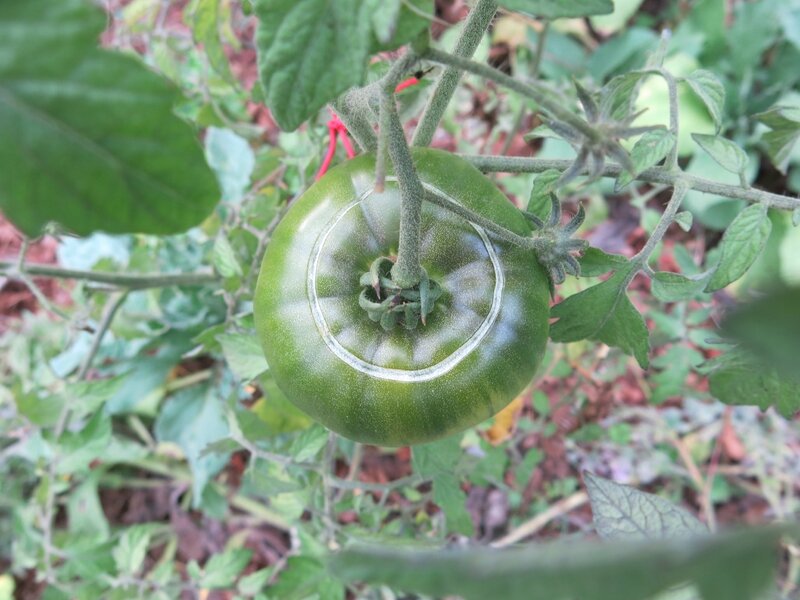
[{"left": 315, "top": 110, "right": 357, "bottom": 180}]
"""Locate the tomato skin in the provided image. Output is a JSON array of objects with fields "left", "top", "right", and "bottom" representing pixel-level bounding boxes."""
[{"left": 254, "top": 148, "right": 550, "bottom": 446}]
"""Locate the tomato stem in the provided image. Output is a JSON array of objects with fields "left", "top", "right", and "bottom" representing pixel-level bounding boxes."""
[
  {"left": 412, "top": 0, "right": 498, "bottom": 147},
  {"left": 380, "top": 85, "right": 425, "bottom": 289}
]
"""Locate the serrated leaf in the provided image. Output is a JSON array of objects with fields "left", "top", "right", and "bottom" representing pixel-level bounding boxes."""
[
  {"left": 705, "top": 204, "right": 771, "bottom": 292},
  {"left": 271, "top": 556, "right": 345, "bottom": 600},
  {"left": 413, "top": 437, "right": 473, "bottom": 536},
  {"left": 330, "top": 526, "right": 791, "bottom": 600},
  {"left": 498, "top": 0, "right": 613, "bottom": 19},
  {"left": 600, "top": 70, "right": 650, "bottom": 122},
  {"left": 682, "top": 70, "right": 725, "bottom": 132},
  {"left": 212, "top": 234, "right": 243, "bottom": 278},
  {"left": 57, "top": 411, "right": 112, "bottom": 474},
  {"left": 290, "top": 424, "right": 329, "bottom": 462},
  {"left": 205, "top": 127, "right": 255, "bottom": 203},
  {"left": 527, "top": 169, "right": 560, "bottom": 221},
  {"left": 673, "top": 211, "right": 693, "bottom": 232},
  {"left": 550, "top": 267, "right": 650, "bottom": 368},
  {"left": 615, "top": 129, "right": 675, "bottom": 190},
  {"left": 650, "top": 344, "right": 705, "bottom": 404},
  {"left": 754, "top": 105, "right": 800, "bottom": 174},
  {"left": 113, "top": 524, "right": 155, "bottom": 576},
  {"left": 691, "top": 134, "right": 748, "bottom": 177},
  {"left": 200, "top": 548, "right": 252, "bottom": 589},
  {"left": 218, "top": 333, "right": 269, "bottom": 380},
  {"left": 708, "top": 349, "right": 800, "bottom": 418},
  {"left": 721, "top": 287, "right": 800, "bottom": 381},
  {"left": 155, "top": 386, "right": 230, "bottom": 506},
  {"left": 238, "top": 567, "right": 273, "bottom": 596},
  {"left": 254, "top": 0, "right": 429, "bottom": 131},
  {"left": 578, "top": 247, "right": 629, "bottom": 277},
  {"left": 0, "top": 0, "right": 219, "bottom": 236},
  {"left": 371, "top": 0, "right": 402, "bottom": 44},
  {"left": 584, "top": 472, "right": 707, "bottom": 540},
  {"left": 651, "top": 271, "right": 709, "bottom": 302},
  {"left": 191, "top": 0, "right": 235, "bottom": 83},
  {"left": 433, "top": 472, "right": 474, "bottom": 536}
]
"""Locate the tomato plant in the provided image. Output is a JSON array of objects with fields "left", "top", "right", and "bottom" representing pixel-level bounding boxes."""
[
  {"left": 255, "top": 148, "right": 550, "bottom": 446},
  {"left": 3, "top": 0, "right": 800, "bottom": 597}
]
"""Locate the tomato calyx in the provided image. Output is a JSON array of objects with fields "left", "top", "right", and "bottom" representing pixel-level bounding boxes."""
[
  {"left": 525, "top": 194, "right": 588, "bottom": 288},
  {"left": 358, "top": 256, "right": 443, "bottom": 331}
]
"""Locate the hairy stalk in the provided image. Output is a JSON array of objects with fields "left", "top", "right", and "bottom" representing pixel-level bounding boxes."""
[
  {"left": 0, "top": 261, "right": 219, "bottom": 289},
  {"left": 423, "top": 47, "right": 601, "bottom": 144},
  {"left": 76, "top": 291, "right": 129, "bottom": 380},
  {"left": 412, "top": 0, "right": 498, "bottom": 147},
  {"left": 332, "top": 95, "right": 377, "bottom": 152},
  {"left": 381, "top": 88, "right": 426, "bottom": 288},
  {"left": 462, "top": 155, "right": 800, "bottom": 210},
  {"left": 632, "top": 182, "right": 688, "bottom": 266},
  {"left": 659, "top": 68, "right": 680, "bottom": 169},
  {"left": 499, "top": 20, "right": 549, "bottom": 157}
]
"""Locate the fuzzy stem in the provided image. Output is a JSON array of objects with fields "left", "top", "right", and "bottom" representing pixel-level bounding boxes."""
[
  {"left": 412, "top": 0, "right": 498, "bottom": 147},
  {"left": 0, "top": 262, "right": 219, "bottom": 289},
  {"left": 461, "top": 155, "right": 800, "bottom": 210},
  {"left": 499, "top": 20, "right": 549, "bottom": 157},
  {"left": 632, "top": 182, "right": 688, "bottom": 266},
  {"left": 423, "top": 47, "right": 601, "bottom": 144},
  {"left": 381, "top": 89, "right": 425, "bottom": 287},
  {"left": 332, "top": 95, "right": 377, "bottom": 152},
  {"left": 659, "top": 68, "right": 680, "bottom": 169}
]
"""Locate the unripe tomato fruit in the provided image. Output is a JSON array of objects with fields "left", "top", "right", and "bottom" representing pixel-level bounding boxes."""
[{"left": 254, "top": 148, "right": 549, "bottom": 446}]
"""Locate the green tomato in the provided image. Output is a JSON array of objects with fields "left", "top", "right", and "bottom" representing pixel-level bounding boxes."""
[{"left": 254, "top": 148, "right": 550, "bottom": 446}]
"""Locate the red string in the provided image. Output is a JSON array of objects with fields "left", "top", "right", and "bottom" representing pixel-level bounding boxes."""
[
  {"left": 315, "top": 111, "right": 358, "bottom": 180},
  {"left": 394, "top": 76, "right": 420, "bottom": 93},
  {"left": 315, "top": 77, "right": 420, "bottom": 180}
]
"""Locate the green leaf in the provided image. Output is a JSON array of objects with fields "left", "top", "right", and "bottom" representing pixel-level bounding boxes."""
[
  {"left": 212, "top": 234, "right": 244, "bottom": 279},
  {"left": 708, "top": 349, "right": 800, "bottom": 418},
  {"left": 190, "top": 0, "right": 235, "bottom": 83},
  {"left": 0, "top": 0, "right": 219, "bottom": 236},
  {"left": 650, "top": 344, "right": 705, "bottom": 404},
  {"left": 615, "top": 129, "right": 675, "bottom": 190},
  {"left": 550, "top": 267, "right": 650, "bottom": 368},
  {"left": 255, "top": 0, "right": 430, "bottom": 131},
  {"left": 578, "top": 248, "right": 629, "bottom": 277},
  {"left": 199, "top": 548, "right": 252, "bottom": 589},
  {"left": 498, "top": 0, "right": 613, "bottom": 19},
  {"left": 674, "top": 211, "right": 693, "bottom": 232},
  {"left": 584, "top": 472, "right": 707, "bottom": 540},
  {"left": 413, "top": 437, "right": 473, "bottom": 536},
  {"left": 270, "top": 556, "right": 345, "bottom": 600},
  {"left": 205, "top": 127, "right": 255, "bottom": 203},
  {"left": 113, "top": 524, "right": 155, "bottom": 576},
  {"left": 330, "top": 526, "right": 790, "bottom": 600},
  {"left": 754, "top": 105, "right": 800, "bottom": 174},
  {"left": 433, "top": 473, "right": 474, "bottom": 536},
  {"left": 290, "top": 424, "right": 329, "bottom": 462},
  {"left": 238, "top": 567, "right": 273, "bottom": 596},
  {"left": 66, "top": 472, "right": 111, "bottom": 541},
  {"left": 651, "top": 271, "right": 709, "bottom": 302},
  {"left": 154, "top": 386, "right": 230, "bottom": 506},
  {"left": 705, "top": 204, "right": 772, "bottom": 292},
  {"left": 600, "top": 70, "right": 650, "bottom": 122},
  {"left": 218, "top": 333, "right": 269, "bottom": 380},
  {"left": 682, "top": 70, "right": 725, "bottom": 132},
  {"left": 371, "top": 0, "right": 402, "bottom": 44},
  {"left": 527, "top": 169, "right": 560, "bottom": 221},
  {"left": 721, "top": 287, "right": 800, "bottom": 379},
  {"left": 57, "top": 411, "right": 112, "bottom": 474},
  {"left": 691, "top": 134, "right": 748, "bottom": 177}
]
